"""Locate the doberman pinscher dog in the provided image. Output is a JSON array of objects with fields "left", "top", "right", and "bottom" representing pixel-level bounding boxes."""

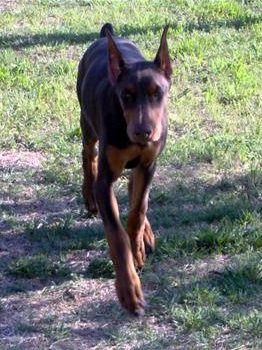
[{"left": 77, "top": 23, "right": 172, "bottom": 316}]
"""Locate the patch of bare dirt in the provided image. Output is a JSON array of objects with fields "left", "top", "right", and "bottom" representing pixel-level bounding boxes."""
[
  {"left": 0, "top": 150, "right": 47, "bottom": 264},
  {"left": 0, "top": 278, "right": 118, "bottom": 349},
  {"left": 0, "top": 150, "right": 45, "bottom": 171},
  {"left": 0, "top": 0, "right": 26, "bottom": 12},
  {"left": 0, "top": 0, "right": 36, "bottom": 13},
  {"left": 0, "top": 150, "right": 117, "bottom": 348}
]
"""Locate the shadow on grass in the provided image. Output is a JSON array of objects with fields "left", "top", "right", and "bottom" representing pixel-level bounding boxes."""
[
  {"left": 182, "top": 14, "right": 262, "bottom": 32},
  {"left": 149, "top": 167, "right": 262, "bottom": 230},
  {"left": 70, "top": 251, "right": 262, "bottom": 345},
  {"left": 1, "top": 225, "right": 112, "bottom": 298},
  {"left": 0, "top": 163, "right": 261, "bottom": 300},
  {"left": 0, "top": 31, "right": 97, "bottom": 50},
  {"left": 156, "top": 252, "right": 262, "bottom": 312},
  {"left": 72, "top": 298, "right": 175, "bottom": 348},
  {"left": 121, "top": 13, "right": 262, "bottom": 35},
  {"left": 1, "top": 13, "right": 261, "bottom": 50},
  {"left": 0, "top": 219, "right": 107, "bottom": 296}
]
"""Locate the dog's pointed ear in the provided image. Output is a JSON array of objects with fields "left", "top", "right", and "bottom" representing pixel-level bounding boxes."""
[
  {"left": 106, "top": 30, "right": 125, "bottom": 85},
  {"left": 154, "top": 26, "right": 172, "bottom": 81}
]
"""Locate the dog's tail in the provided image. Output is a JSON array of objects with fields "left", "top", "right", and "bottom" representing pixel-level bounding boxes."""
[{"left": 100, "top": 23, "right": 114, "bottom": 38}]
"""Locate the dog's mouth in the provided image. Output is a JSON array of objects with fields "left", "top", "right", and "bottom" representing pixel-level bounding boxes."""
[
  {"left": 135, "top": 140, "right": 152, "bottom": 147},
  {"left": 127, "top": 127, "right": 159, "bottom": 148},
  {"left": 129, "top": 132, "right": 154, "bottom": 147}
]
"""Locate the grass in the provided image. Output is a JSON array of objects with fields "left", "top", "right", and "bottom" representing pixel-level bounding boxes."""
[
  {"left": 25, "top": 215, "right": 107, "bottom": 252},
  {"left": 85, "top": 258, "right": 114, "bottom": 279},
  {"left": 8, "top": 254, "right": 71, "bottom": 279},
  {"left": 155, "top": 211, "right": 262, "bottom": 259},
  {"left": 0, "top": 0, "right": 261, "bottom": 349}
]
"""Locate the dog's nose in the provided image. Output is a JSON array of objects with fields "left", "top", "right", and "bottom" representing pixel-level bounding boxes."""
[
  {"left": 135, "top": 127, "right": 153, "bottom": 140},
  {"left": 133, "top": 126, "right": 153, "bottom": 145}
]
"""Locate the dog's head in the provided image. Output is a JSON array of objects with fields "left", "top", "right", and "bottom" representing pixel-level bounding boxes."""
[{"left": 106, "top": 27, "right": 172, "bottom": 146}]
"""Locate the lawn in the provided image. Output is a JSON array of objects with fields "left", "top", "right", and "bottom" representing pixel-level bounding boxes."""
[{"left": 0, "top": 0, "right": 261, "bottom": 349}]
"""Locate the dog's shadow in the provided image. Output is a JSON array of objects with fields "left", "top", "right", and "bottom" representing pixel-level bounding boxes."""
[{"left": 1, "top": 12, "right": 261, "bottom": 50}]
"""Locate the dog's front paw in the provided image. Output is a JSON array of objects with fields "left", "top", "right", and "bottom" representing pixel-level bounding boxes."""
[{"left": 115, "top": 269, "right": 145, "bottom": 316}]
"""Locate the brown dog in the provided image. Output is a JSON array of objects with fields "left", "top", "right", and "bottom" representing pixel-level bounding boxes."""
[{"left": 77, "top": 23, "right": 172, "bottom": 315}]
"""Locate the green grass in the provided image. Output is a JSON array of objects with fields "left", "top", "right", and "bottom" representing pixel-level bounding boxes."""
[
  {"left": 155, "top": 211, "right": 262, "bottom": 259},
  {"left": 8, "top": 254, "right": 70, "bottom": 279},
  {"left": 26, "top": 215, "right": 107, "bottom": 253},
  {"left": 43, "top": 323, "right": 70, "bottom": 341},
  {"left": 85, "top": 258, "right": 114, "bottom": 279},
  {"left": 0, "top": 0, "right": 261, "bottom": 349}
]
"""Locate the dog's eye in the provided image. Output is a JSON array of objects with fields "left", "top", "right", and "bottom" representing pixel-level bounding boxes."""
[
  {"left": 150, "top": 87, "right": 162, "bottom": 100},
  {"left": 153, "top": 91, "right": 159, "bottom": 98},
  {"left": 122, "top": 92, "right": 134, "bottom": 103}
]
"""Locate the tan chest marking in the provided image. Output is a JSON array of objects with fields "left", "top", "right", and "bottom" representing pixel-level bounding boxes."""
[{"left": 106, "top": 144, "right": 160, "bottom": 179}]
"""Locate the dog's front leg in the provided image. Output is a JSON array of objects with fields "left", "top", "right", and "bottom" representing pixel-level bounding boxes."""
[
  {"left": 127, "top": 162, "right": 156, "bottom": 269},
  {"left": 95, "top": 160, "right": 145, "bottom": 316}
]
